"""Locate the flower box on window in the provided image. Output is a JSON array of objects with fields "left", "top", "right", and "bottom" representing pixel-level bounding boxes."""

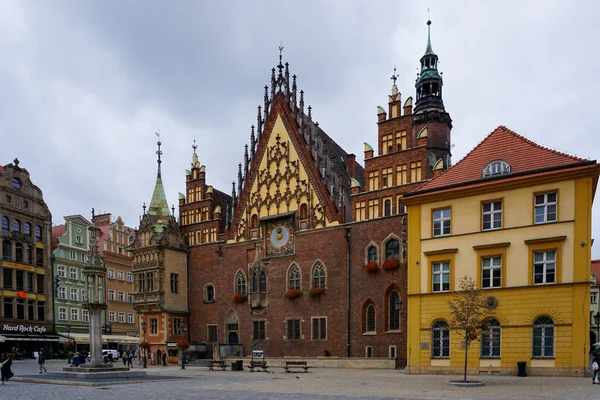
[
  {"left": 232, "top": 293, "right": 247, "bottom": 304},
  {"left": 364, "top": 262, "right": 379, "bottom": 274},
  {"left": 309, "top": 286, "right": 327, "bottom": 297},
  {"left": 286, "top": 289, "right": 303, "bottom": 299},
  {"left": 139, "top": 341, "right": 151, "bottom": 350},
  {"left": 382, "top": 258, "right": 400, "bottom": 271}
]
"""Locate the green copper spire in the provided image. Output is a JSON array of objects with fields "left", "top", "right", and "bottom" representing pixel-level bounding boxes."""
[
  {"left": 147, "top": 138, "right": 171, "bottom": 232},
  {"left": 424, "top": 19, "right": 434, "bottom": 56}
]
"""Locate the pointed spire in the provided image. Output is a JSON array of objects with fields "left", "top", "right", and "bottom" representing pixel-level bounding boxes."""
[
  {"left": 299, "top": 90, "right": 305, "bottom": 115},
  {"left": 425, "top": 18, "right": 434, "bottom": 55},
  {"left": 284, "top": 62, "right": 290, "bottom": 98},
  {"left": 155, "top": 132, "right": 163, "bottom": 178},
  {"left": 244, "top": 144, "right": 249, "bottom": 178},
  {"left": 292, "top": 74, "right": 297, "bottom": 114},
  {"left": 277, "top": 43, "right": 284, "bottom": 80},
  {"left": 192, "top": 139, "right": 197, "bottom": 154},
  {"left": 250, "top": 125, "right": 256, "bottom": 159},
  {"left": 147, "top": 135, "right": 171, "bottom": 230},
  {"left": 237, "top": 163, "right": 243, "bottom": 199},
  {"left": 257, "top": 105, "right": 263, "bottom": 137}
]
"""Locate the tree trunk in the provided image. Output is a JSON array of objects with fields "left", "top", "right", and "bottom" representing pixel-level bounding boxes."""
[{"left": 463, "top": 328, "right": 468, "bottom": 382}]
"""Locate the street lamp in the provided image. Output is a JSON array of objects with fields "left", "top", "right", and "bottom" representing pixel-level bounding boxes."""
[
  {"left": 178, "top": 320, "right": 187, "bottom": 370},
  {"left": 141, "top": 320, "right": 147, "bottom": 369}
]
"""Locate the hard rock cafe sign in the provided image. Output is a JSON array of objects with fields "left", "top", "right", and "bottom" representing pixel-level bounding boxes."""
[{"left": 1, "top": 323, "right": 51, "bottom": 334}]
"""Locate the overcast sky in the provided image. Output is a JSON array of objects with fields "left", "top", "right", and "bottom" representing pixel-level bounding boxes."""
[{"left": 2, "top": 1, "right": 599, "bottom": 257}]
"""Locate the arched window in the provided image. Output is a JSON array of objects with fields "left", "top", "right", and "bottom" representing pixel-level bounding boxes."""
[
  {"left": 251, "top": 270, "right": 259, "bottom": 293},
  {"left": 367, "top": 246, "right": 377, "bottom": 263},
  {"left": 532, "top": 316, "right": 554, "bottom": 358},
  {"left": 35, "top": 226, "right": 42, "bottom": 241},
  {"left": 1, "top": 217, "right": 8, "bottom": 232},
  {"left": 384, "top": 200, "right": 391, "bottom": 217},
  {"left": 15, "top": 243, "right": 23, "bottom": 262},
  {"left": 288, "top": 265, "right": 300, "bottom": 290},
  {"left": 385, "top": 239, "right": 399, "bottom": 259},
  {"left": 389, "top": 290, "right": 400, "bottom": 330},
  {"left": 431, "top": 320, "right": 450, "bottom": 358},
  {"left": 299, "top": 204, "right": 308, "bottom": 220},
  {"left": 235, "top": 272, "right": 246, "bottom": 294},
  {"left": 13, "top": 219, "right": 20, "bottom": 233},
  {"left": 366, "top": 304, "right": 376, "bottom": 332},
  {"left": 251, "top": 214, "right": 258, "bottom": 229},
  {"left": 481, "top": 319, "right": 501, "bottom": 358},
  {"left": 312, "top": 262, "right": 326, "bottom": 288},
  {"left": 397, "top": 201, "right": 405, "bottom": 214},
  {"left": 259, "top": 271, "right": 267, "bottom": 292},
  {"left": 204, "top": 284, "right": 215, "bottom": 302},
  {"left": 2, "top": 240, "right": 11, "bottom": 260},
  {"left": 24, "top": 223, "right": 31, "bottom": 236}
]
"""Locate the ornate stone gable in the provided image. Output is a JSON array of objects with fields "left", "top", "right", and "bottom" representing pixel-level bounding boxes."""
[{"left": 228, "top": 93, "right": 341, "bottom": 242}]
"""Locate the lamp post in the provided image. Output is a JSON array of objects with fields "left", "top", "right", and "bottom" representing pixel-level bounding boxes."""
[
  {"left": 141, "top": 320, "right": 147, "bottom": 369},
  {"left": 179, "top": 320, "right": 187, "bottom": 370},
  {"left": 594, "top": 312, "right": 600, "bottom": 345}
]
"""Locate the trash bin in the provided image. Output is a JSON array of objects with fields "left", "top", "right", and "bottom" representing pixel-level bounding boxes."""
[
  {"left": 231, "top": 362, "right": 238, "bottom": 371},
  {"left": 517, "top": 361, "right": 527, "bottom": 377},
  {"left": 235, "top": 360, "right": 244, "bottom": 371}
]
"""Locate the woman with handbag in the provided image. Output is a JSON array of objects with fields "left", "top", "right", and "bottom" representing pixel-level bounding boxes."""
[{"left": 0, "top": 355, "right": 13, "bottom": 385}]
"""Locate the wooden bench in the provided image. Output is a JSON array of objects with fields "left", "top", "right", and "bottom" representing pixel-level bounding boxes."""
[
  {"left": 208, "top": 360, "right": 227, "bottom": 371},
  {"left": 249, "top": 361, "right": 268, "bottom": 372},
  {"left": 284, "top": 361, "right": 310, "bottom": 373}
]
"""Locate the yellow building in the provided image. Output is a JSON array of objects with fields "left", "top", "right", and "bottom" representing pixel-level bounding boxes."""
[{"left": 403, "top": 126, "right": 600, "bottom": 376}]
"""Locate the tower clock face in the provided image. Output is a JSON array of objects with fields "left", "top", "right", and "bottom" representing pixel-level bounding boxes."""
[{"left": 266, "top": 219, "right": 294, "bottom": 256}]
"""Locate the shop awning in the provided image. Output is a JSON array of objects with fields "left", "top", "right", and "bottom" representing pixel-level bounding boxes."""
[
  {"left": 58, "top": 333, "right": 140, "bottom": 345},
  {"left": 1, "top": 334, "right": 60, "bottom": 342}
]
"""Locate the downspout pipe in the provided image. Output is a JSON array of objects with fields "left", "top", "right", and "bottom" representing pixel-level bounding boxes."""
[{"left": 345, "top": 227, "right": 351, "bottom": 358}]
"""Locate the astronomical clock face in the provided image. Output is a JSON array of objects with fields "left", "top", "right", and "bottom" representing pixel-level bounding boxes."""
[{"left": 266, "top": 219, "right": 294, "bottom": 256}]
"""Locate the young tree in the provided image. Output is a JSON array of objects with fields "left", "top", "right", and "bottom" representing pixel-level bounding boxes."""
[{"left": 447, "top": 275, "right": 495, "bottom": 382}]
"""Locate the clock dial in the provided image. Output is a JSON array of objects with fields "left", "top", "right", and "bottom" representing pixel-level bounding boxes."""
[{"left": 266, "top": 219, "right": 294, "bottom": 256}]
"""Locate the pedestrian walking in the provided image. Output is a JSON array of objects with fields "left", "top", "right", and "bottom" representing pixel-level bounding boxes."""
[
  {"left": 122, "top": 351, "right": 127, "bottom": 366},
  {"left": 0, "top": 355, "right": 13, "bottom": 384},
  {"left": 127, "top": 351, "right": 133, "bottom": 368},
  {"left": 593, "top": 352, "right": 600, "bottom": 384},
  {"left": 162, "top": 351, "right": 167, "bottom": 366},
  {"left": 38, "top": 348, "right": 47, "bottom": 373}
]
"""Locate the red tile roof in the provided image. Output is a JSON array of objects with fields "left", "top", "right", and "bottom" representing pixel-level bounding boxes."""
[
  {"left": 593, "top": 260, "right": 600, "bottom": 278},
  {"left": 0, "top": 165, "right": 4, "bottom": 174},
  {"left": 410, "top": 126, "right": 593, "bottom": 194},
  {"left": 51, "top": 225, "right": 65, "bottom": 250}
]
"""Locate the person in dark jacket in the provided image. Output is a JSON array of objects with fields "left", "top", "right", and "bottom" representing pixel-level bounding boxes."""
[
  {"left": 593, "top": 352, "right": 600, "bottom": 384},
  {"left": 162, "top": 351, "right": 167, "bottom": 366},
  {"left": 1, "top": 355, "right": 13, "bottom": 384},
  {"left": 78, "top": 352, "right": 86, "bottom": 366},
  {"left": 38, "top": 349, "right": 47, "bottom": 373}
]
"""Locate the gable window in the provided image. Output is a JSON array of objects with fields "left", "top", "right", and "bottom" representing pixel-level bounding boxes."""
[
  {"left": 286, "top": 318, "right": 301, "bottom": 340},
  {"left": 204, "top": 284, "right": 215, "bottom": 302},
  {"left": 312, "top": 262, "right": 326, "bottom": 288},
  {"left": 235, "top": 272, "right": 246, "bottom": 294},
  {"left": 389, "top": 290, "right": 400, "bottom": 331},
  {"left": 533, "top": 251, "right": 556, "bottom": 285},
  {"left": 432, "top": 208, "right": 451, "bottom": 237},
  {"left": 431, "top": 320, "right": 450, "bottom": 358},
  {"left": 534, "top": 192, "right": 557, "bottom": 224},
  {"left": 75, "top": 235, "right": 82, "bottom": 244},
  {"left": 482, "top": 256, "right": 502, "bottom": 288},
  {"left": 253, "top": 320, "right": 266, "bottom": 340},
  {"left": 288, "top": 265, "right": 300, "bottom": 290},
  {"left": 11, "top": 177, "right": 21, "bottom": 188},
  {"left": 311, "top": 317, "right": 327, "bottom": 340},
  {"left": 385, "top": 239, "right": 399, "bottom": 259},
  {"left": 482, "top": 201, "right": 502, "bottom": 230},
  {"left": 532, "top": 316, "right": 554, "bottom": 358},
  {"left": 481, "top": 319, "right": 501, "bottom": 358},
  {"left": 366, "top": 304, "right": 376, "bottom": 332},
  {"left": 1, "top": 217, "right": 8, "bottom": 233},
  {"left": 482, "top": 160, "right": 511, "bottom": 177},
  {"left": 432, "top": 261, "right": 450, "bottom": 292}
]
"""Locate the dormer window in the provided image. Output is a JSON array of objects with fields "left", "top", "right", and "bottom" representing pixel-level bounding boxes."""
[{"left": 482, "top": 160, "right": 511, "bottom": 178}]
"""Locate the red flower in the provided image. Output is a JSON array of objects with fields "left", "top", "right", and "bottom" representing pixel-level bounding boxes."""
[
  {"left": 233, "top": 293, "right": 247, "bottom": 304},
  {"left": 285, "top": 289, "right": 303, "bottom": 299},
  {"left": 309, "top": 286, "right": 326, "bottom": 297},
  {"left": 364, "top": 262, "right": 379, "bottom": 274},
  {"left": 177, "top": 340, "right": 190, "bottom": 349},
  {"left": 16, "top": 291, "right": 28, "bottom": 299},
  {"left": 382, "top": 258, "right": 401, "bottom": 271}
]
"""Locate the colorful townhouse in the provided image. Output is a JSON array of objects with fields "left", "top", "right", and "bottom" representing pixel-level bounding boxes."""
[{"left": 403, "top": 126, "right": 600, "bottom": 376}]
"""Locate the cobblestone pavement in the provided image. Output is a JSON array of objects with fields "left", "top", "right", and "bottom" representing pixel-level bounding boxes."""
[{"left": 3, "top": 359, "right": 600, "bottom": 400}]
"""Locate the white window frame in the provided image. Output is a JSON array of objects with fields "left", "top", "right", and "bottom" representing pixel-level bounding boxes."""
[
  {"left": 482, "top": 200, "right": 502, "bottom": 230},
  {"left": 432, "top": 261, "right": 450, "bottom": 292},
  {"left": 57, "top": 265, "right": 66, "bottom": 278},
  {"left": 534, "top": 192, "right": 557, "bottom": 224},
  {"left": 107, "top": 269, "right": 115, "bottom": 279},
  {"left": 70, "top": 251, "right": 76, "bottom": 260},
  {"left": 432, "top": 208, "right": 451, "bottom": 237},
  {"left": 533, "top": 251, "right": 556, "bottom": 285},
  {"left": 71, "top": 308, "right": 79, "bottom": 321},
  {"left": 126, "top": 272, "right": 133, "bottom": 283},
  {"left": 117, "top": 270, "right": 124, "bottom": 280},
  {"left": 481, "top": 256, "right": 502, "bottom": 289},
  {"left": 75, "top": 235, "right": 82, "bottom": 244},
  {"left": 128, "top": 313, "right": 135, "bottom": 324},
  {"left": 69, "top": 267, "right": 78, "bottom": 280},
  {"left": 127, "top": 293, "right": 133, "bottom": 303},
  {"left": 118, "top": 291, "right": 124, "bottom": 302},
  {"left": 81, "top": 289, "right": 86, "bottom": 302},
  {"left": 592, "top": 292, "right": 598, "bottom": 304},
  {"left": 118, "top": 312, "right": 125, "bottom": 323},
  {"left": 82, "top": 310, "right": 89, "bottom": 322},
  {"left": 108, "top": 290, "right": 116, "bottom": 301},
  {"left": 58, "top": 287, "right": 66, "bottom": 300},
  {"left": 58, "top": 307, "right": 67, "bottom": 320},
  {"left": 109, "top": 311, "right": 116, "bottom": 322},
  {"left": 70, "top": 288, "right": 78, "bottom": 301}
]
